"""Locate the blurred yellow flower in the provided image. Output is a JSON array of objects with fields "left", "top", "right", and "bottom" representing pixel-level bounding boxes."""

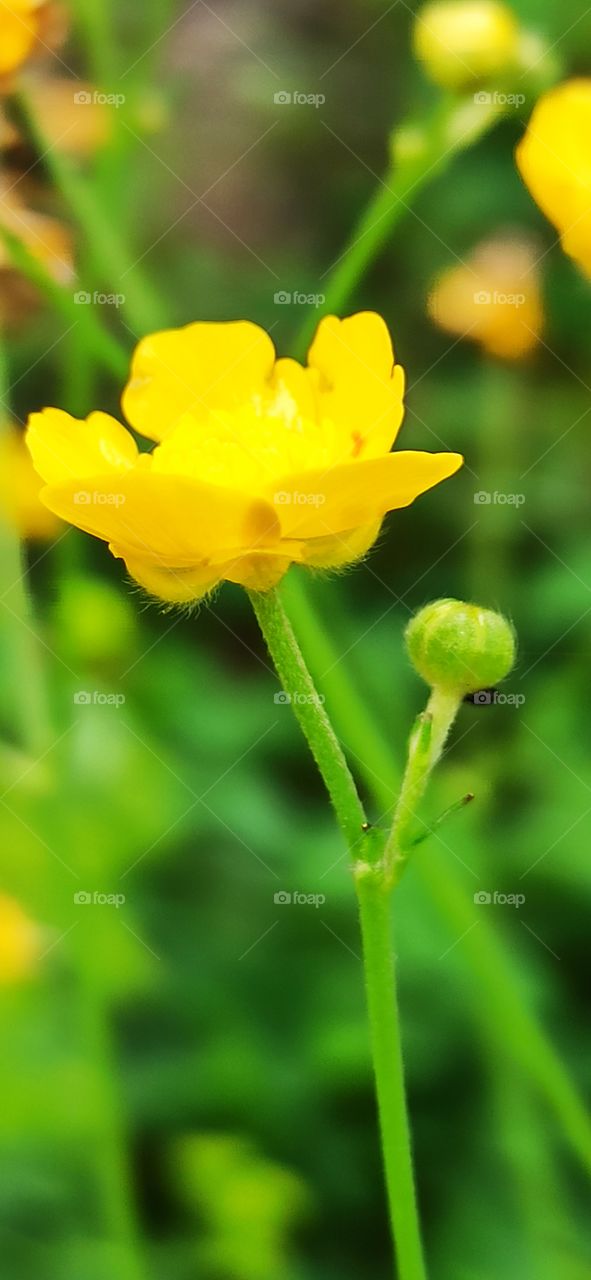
[
  {"left": 23, "top": 77, "right": 112, "bottom": 157},
  {"left": 25, "top": 313, "right": 462, "bottom": 603},
  {"left": 0, "top": 0, "right": 46, "bottom": 77},
  {"left": 0, "top": 173, "right": 74, "bottom": 285},
  {"left": 0, "top": 425, "right": 61, "bottom": 538},
  {"left": 413, "top": 0, "right": 520, "bottom": 90},
  {"left": 428, "top": 236, "right": 543, "bottom": 358},
  {"left": 0, "top": 894, "right": 42, "bottom": 984},
  {"left": 516, "top": 79, "right": 591, "bottom": 279}
]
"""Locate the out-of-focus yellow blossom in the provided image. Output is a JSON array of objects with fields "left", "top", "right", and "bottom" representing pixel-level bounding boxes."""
[
  {"left": 0, "top": 0, "right": 46, "bottom": 78},
  {"left": 0, "top": 894, "right": 42, "bottom": 984},
  {"left": 0, "top": 105, "right": 19, "bottom": 148},
  {"left": 516, "top": 79, "right": 591, "bottom": 279},
  {"left": 413, "top": 0, "right": 520, "bottom": 90},
  {"left": 0, "top": 425, "right": 61, "bottom": 537},
  {"left": 0, "top": 175, "right": 74, "bottom": 285},
  {"left": 23, "top": 77, "right": 112, "bottom": 157},
  {"left": 428, "top": 236, "right": 543, "bottom": 358},
  {"left": 25, "top": 313, "right": 462, "bottom": 603}
]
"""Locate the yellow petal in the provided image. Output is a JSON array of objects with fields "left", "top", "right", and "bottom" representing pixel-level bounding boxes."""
[
  {"left": 307, "top": 312, "right": 406, "bottom": 458},
  {"left": 26, "top": 409, "right": 138, "bottom": 485},
  {"left": 270, "top": 451, "right": 463, "bottom": 539},
  {"left": 122, "top": 320, "right": 276, "bottom": 441},
  {"left": 118, "top": 555, "right": 222, "bottom": 604},
  {"left": 0, "top": 426, "right": 60, "bottom": 539},
  {"left": 516, "top": 80, "right": 591, "bottom": 278},
  {"left": 0, "top": 9, "right": 37, "bottom": 75},
  {"left": 223, "top": 552, "right": 298, "bottom": 591},
  {"left": 301, "top": 520, "right": 383, "bottom": 570},
  {"left": 40, "top": 471, "right": 281, "bottom": 565}
]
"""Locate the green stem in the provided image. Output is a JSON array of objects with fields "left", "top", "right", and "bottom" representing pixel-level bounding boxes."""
[
  {"left": 75, "top": 0, "right": 118, "bottom": 85},
  {"left": 292, "top": 96, "right": 503, "bottom": 360},
  {"left": 248, "top": 584, "right": 425, "bottom": 1278},
  {"left": 356, "top": 866, "right": 427, "bottom": 1280},
  {"left": 19, "top": 92, "right": 165, "bottom": 336},
  {"left": 74, "top": 922, "right": 146, "bottom": 1280},
  {"left": 384, "top": 686, "right": 461, "bottom": 886},
  {"left": 0, "top": 226, "right": 127, "bottom": 380},
  {"left": 247, "top": 586, "right": 368, "bottom": 856},
  {"left": 280, "top": 571, "right": 591, "bottom": 1177},
  {"left": 0, "top": 346, "right": 51, "bottom": 756}
]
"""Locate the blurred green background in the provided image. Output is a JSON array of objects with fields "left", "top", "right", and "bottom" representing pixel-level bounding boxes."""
[{"left": 1, "top": 1, "right": 591, "bottom": 1277}]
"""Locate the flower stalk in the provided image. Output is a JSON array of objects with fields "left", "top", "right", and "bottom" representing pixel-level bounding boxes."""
[{"left": 248, "top": 583, "right": 426, "bottom": 1280}]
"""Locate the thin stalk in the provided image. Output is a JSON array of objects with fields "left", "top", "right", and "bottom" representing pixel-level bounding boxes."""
[
  {"left": 248, "top": 584, "right": 426, "bottom": 1278},
  {"left": 280, "top": 571, "right": 591, "bottom": 1176},
  {"left": 19, "top": 92, "right": 165, "bottom": 336},
  {"left": 73, "top": 919, "right": 146, "bottom": 1280},
  {"left": 383, "top": 686, "right": 461, "bottom": 886},
  {"left": 0, "top": 345, "right": 51, "bottom": 756},
  {"left": 0, "top": 226, "right": 127, "bottom": 379},
  {"left": 247, "top": 586, "right": 368, "bottom": 855},
  {"left": 357, "top": 866, "right": 427, "bottom": 1280},
  {"left": 292, "top": 95, "right": 503, "bottom": 360},
  {"left": 74, "top": 0, "right": 119, "bottom": 85}
]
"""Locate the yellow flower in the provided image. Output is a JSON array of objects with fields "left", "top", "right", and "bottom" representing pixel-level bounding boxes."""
[
  {"left": 26, "top": 313, "right": 462, "bottom": 603},
  {"left": 0, "top": 0, "right": 45, "bottom": 78},
  {"left": 0, "top": 424, "right": 61, "bottom": 538},
  {"left": 428, "top": 236, "right": 543, "bottom": 358},
  {"left": 23, "top": 78, "right": 112, "bottom": 157},
  {"left": 413, "top": 0, "right": 520, "bottom": 91},
  {"left": 516, "top": 79, "right": 591, "bottom": 279},
  {"left": 0, "top": 173, "right": 74, "bottom": 285},
  {"left": 0, "top": 894, "right": 41, "bottom": 984}
]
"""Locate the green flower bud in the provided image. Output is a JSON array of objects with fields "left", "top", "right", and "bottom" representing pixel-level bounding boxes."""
[
  {"left": 413, "top": 1, "right": 521, "bottom": 91},
  {"left": 405, "top": 598, "right": 516, "bottom": 694}
]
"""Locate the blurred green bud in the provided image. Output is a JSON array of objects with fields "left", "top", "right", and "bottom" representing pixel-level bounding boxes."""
[
  {"left": 413, "top": 1, "right": 520, "bottom": 90},
  {"left": 54, "top": 574, "right": 136, "bottom": 668},
  {"left": 405, "top": 598, "right": 516, "bottom": 694}
]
